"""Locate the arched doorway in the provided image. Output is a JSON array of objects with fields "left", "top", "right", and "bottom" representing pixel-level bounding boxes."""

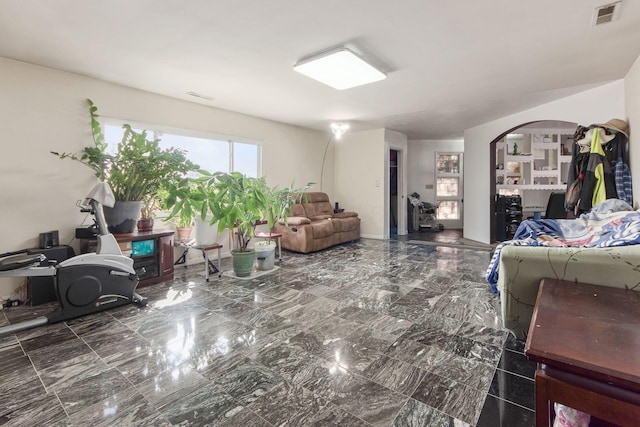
[{"left": 489, "top": 120, "right": 578, "bottom": 242}]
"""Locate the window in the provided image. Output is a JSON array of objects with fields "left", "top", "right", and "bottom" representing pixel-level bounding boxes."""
[
  {"left": 233, "top": 142, "right": 259, "bottom": 177},
  {"left": 102, "top": 121, "right": 261, "bottom": 177},
  {"left": 435, "top": 152, "right": 463, "bottom": 223},
  {"left": 436, "top": 178, "right": 459, "bottom": 198},
  {"left": 436, "top": 153, "right": 460, "bottom": 174},
  {"left": 157, "top": 133, "right": 230, "bottom": 174}
]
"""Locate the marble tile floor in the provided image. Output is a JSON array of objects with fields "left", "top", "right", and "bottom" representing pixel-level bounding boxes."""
[
  {"left": 0, "top": 238, "right": 536, "bottom": 426},
  {"left": 392, "top": 229, "right": 464, "bottom": 244}
]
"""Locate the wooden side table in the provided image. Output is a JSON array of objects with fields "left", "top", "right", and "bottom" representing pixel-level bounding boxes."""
[{"left": 525, "top": 278, "right": 640, "bottom": 427}]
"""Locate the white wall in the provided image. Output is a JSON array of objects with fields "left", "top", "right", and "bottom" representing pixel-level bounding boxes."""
[
  {"left": 407, "top": 139, "right": 464, "bottom": 202},
  {"left": 334, "top": 129, "right": 386, "bottom": 239},
  {"left": 464, "top": 80, "right": 626, "bottom": 244},
  {"left": 0, "top": 57, "right": 327, "bottom": 298},
  {"left": 625, "top": 55, "right": 640, "bottom": 208}
]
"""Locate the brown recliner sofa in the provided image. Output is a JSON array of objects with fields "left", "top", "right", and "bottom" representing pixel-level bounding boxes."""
[{"left": 273, "top": 192, "right": 360, "bottom": 253}]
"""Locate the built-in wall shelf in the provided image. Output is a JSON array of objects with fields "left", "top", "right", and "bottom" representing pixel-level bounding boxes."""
[{"left": 495, "top": 129, "right": 574, "bottom": 214}]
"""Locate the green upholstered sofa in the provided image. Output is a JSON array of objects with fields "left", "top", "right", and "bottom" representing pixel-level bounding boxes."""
[{"left": 498, "top": 244, "right": 640, "bottom": 339}]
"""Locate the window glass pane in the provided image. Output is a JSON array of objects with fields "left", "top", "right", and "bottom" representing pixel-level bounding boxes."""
[
  {"left": 104, "top": 125, "right": 148, "bottom": 154},
  {"left": 158, "top": 133, "right": 229, "bottom": 174},
  {"left": 103, "top": 123, "right": 260, "bottom": 177},
  {"left": 104, "top": 125, "right": 124, "bottom": 154},
  {"left": 233, "top": 142, "right": 259, "bottom": 177},
  {"left": 436, "top": 178, "right": 458, "bottom": 197},
  {"left": 437, "top": 201, "right": 459, "bottom": 220},
  {"left": 436, "top": 154, "right": 460, "bottom": 174}
]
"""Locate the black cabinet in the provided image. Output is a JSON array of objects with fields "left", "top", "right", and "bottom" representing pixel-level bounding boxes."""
[{"left": 495, "top": 195, "right": 522, "bottom": 241}]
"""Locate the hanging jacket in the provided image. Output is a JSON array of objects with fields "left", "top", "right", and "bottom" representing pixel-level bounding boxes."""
[
  {"left": 613, "top": 133, "right": 633, "bottom": 205},
  {"left": 579, "top": 127, "right": 617, "bottom": 212}
]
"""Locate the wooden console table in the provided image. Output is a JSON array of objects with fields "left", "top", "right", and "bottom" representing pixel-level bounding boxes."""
[
  {"left": 80, "top": 229, "right": 174, "bottom": 287},
  {"left": 525, "top": 278, "right": 640, "bottom": 427}
]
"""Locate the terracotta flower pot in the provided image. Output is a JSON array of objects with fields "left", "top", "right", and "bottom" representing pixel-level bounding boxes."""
[{"left": 137, "top": 217, "right": 154, "bottom": 232}]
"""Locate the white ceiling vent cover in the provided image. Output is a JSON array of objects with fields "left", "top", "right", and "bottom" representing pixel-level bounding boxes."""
[
  {"left": 186, "top": 91, "right": 215, "bottom": 101},
  {"left": 593, "top": 2, "right": 621, "bottom": 25}
]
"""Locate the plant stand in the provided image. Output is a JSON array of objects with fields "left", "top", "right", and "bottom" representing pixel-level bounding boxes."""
[{"left": 174, "top": 240, "right": 222, "bottom": 281}]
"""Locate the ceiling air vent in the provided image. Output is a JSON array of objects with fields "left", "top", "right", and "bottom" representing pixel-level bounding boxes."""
[
  {"left": 186, "top": 91, "right": 215, "bottom": 101},
  {"left": 593, "top": 2, "right": 621, "bottom": 25}
]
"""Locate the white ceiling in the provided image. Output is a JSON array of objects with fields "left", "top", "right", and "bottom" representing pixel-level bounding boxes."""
[{"left": 1, "top": 0, "right": 639, "bottom": 139}]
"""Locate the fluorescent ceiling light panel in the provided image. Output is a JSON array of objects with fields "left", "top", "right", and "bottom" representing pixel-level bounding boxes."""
[{"left": 294, "top": 48, "right": 386, "bottom": 90}]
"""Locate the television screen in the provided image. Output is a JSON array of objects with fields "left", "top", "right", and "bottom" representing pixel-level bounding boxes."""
[{"left": 131, "top": 239, "right": 155, "bottom": 257}]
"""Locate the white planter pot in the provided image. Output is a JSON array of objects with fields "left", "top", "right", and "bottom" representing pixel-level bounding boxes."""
[
  {"left": 254, "top": 241, "right": 276, "bottom": 271},
  {"left": 194, "top": 215, "right": 219, "bottom": 245}
]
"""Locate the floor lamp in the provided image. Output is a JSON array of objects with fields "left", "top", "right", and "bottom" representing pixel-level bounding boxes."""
[{"left": 320, "top": 123, "right": 349, "bottom": 192}]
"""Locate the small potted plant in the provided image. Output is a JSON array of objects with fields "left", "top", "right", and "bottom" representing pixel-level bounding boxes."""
[
  {"left": 173, "top": 214, "right": 195, "bottom": 241},
  {"left": 163, "top": 175, "right": 211, "bottom": 241},
  {"left": 137, "top": 194, "right": 161, "bottom": 232}
]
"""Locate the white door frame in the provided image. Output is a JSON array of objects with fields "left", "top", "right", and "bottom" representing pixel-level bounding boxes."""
[{"left": 434, "top": 151, "right": 464, "bottom": 229}]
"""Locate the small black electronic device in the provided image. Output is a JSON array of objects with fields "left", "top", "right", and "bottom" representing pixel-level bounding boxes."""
[
  {"left": 75, "top": 226, "right": 98, "bottom": 239},
  {"left": 39, "top": 230, "right": 59, "bottom": 249}
]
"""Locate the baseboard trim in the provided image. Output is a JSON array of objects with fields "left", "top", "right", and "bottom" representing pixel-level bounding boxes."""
[{"left": 360, "top": 234, "right": 385, "bottom": 240}]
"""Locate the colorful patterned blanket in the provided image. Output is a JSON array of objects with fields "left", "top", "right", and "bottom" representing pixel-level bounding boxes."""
[{"left": 486, "top": 199, "right": 640, "bottom": 293}]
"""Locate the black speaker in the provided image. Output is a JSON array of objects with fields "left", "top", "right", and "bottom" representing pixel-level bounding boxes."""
[
  {"left": 39, "top": 230, "right": 59, "bottom": 249},
  {"left": 27, "top": 246, "right": 75, "bottom": 306},
  {"left": 495, "top": 195, "right": 523, "bottom": 241}
]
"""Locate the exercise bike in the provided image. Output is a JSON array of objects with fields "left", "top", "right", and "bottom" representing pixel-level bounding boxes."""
[{"left": 0, "top": 183, "right": 147, "bottom": 336}]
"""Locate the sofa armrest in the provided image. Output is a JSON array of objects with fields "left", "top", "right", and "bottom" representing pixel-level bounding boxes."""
[
  {"left": 498, "top": 244, "right": 640, "bottom": 339},
  {"left": 332, "top": 211, "right": 358, "bottom": 219},
  {"left": 273, "top": 222, "right": 314, "bottom": 253},
  {"left": 309, "top": 215, "right": 332, "bottom": 221},
  {"left": 278, "top": 216, "right": 311, "bottom": 226}
]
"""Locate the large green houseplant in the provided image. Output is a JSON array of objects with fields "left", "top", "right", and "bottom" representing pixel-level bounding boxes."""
[
  {"left": 202, "top": 172, "right": 268, "bottom": 276},
  {"left": 52, "top": 99, "right": 199, "bottom": 233}
]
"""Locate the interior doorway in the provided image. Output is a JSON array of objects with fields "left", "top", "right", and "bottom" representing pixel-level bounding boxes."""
[
  {"left": 490, "top": 120, "right": 577, "bottom": 242},
  {"left": 390, "top": 149, "right": 399, "bottom": 235},
  {"left": 386, "top": 142, "right": 407, "bottom": 239}
]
